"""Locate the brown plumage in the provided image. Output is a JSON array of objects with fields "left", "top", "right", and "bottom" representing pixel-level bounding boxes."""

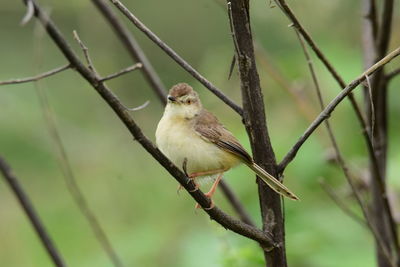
[{"left": 156, "top": 83, "right": 299, "bottom": 207}]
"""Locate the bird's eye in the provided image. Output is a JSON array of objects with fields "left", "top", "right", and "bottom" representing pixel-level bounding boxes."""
[{"left": 186, "top": 99, "right": 192, "bottom": 105}]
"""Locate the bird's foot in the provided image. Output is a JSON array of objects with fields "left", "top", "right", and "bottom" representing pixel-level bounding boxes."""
[
  {"left": 195, "top": 192, "right": 215, "bottom": 210},
  {"left": 177, "top": 180, "right": 199, "bottom": 194}
]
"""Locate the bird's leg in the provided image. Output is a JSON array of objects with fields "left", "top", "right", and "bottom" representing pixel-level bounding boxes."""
[
  {"left": 195, "top": 173, "right": 223, "bottom": 210},
  {"left": 180, "top": 168, "right": 226, "bottom": 195},
  {"left": 188, "top": 168, "right": 228, "bottom": 178}
]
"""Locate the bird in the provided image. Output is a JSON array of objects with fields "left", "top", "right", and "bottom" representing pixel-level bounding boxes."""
[{"left": 156, "top": 83, "right": 299, "bottom": 208}]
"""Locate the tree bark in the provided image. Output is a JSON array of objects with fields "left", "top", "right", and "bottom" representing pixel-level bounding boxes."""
[{"left": 228, "top": 1, "right": 286, "bottom": 266}]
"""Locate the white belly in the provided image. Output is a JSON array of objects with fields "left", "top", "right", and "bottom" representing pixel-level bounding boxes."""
[{"left": 156, "top": 115, "right": 236, "bottom": 176}]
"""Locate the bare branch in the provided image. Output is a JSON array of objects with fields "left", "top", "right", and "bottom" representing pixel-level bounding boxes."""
[
  {"left": 99, "top": 63, "right": 142, "bottom": 82},
  {"left": 73, "top": 30, "right": 98, "bottom": 75},
  {"left": 319, "top": 179, "right": 367, "bottom": 228},
  {"left": 124, "top": 100, "right": 149, "bottom": 111},
  {"left": 228, "top": 0, "right": 285, "bottom": 263},
  {"left": 108, "top": 0, "right": 243, "bottom": 116},
  {"left": 0, "top": 156, "right": 66, "bottom": 267},
  {"left": 24, "top": 0, "right": 274, "bottom": 248},
  {"left": 295, "top": 31, "right": 394, "bottom": 262},
  {"left": 365, "top": 74, "right": 375, "bottom": 142},
  {"left": 0, "top": 64, "right": 70, "bottom": 86},
  {"left": 272, "top": 0, "right": 379, "bottom": 181},
  {"left": 219, "top": 180, "right": 256, "bottom": 227},
  {"left": 279, "top": 46, "right": 400, "bottom": 171},
  {"left": 386, "top": 67, "right": 400, "bottom": 81},
  {"left": 35, "top": 83, "right": 124, "bottom": 267},
  {"left": 91, "top": 0, "right": 167, "bottom": 104},
  {"left": 20, "top": 0, "right": 34, "bottom": 25}
]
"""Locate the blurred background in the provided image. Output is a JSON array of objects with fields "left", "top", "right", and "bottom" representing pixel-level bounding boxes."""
[{"left": 1, "top": 0, "right": 399, "bottom": 266}]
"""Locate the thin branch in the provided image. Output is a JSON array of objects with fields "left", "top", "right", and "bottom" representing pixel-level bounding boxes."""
[
  {"left": 35, "top": 82, "right": 124, "bottom": 267},
  {"left": 124, "top": 100, "right": 149, "bottom": 111},
  {"left": 219, "top": 180, "right": 256, "bottom": 227},
  {"left": 365, "top": 74, "right": 375, "bottom": 142},
  {"left": 386, "top": 67, "right": 400, "bottom": 81},
  {"left": 295, "top": 31, "right": 393, "bottom": 263},
  {"left": 99, "top": 63, "right": 142, "bottom": 82},
  {"left": 278, "top": 46, "right": 400, "bottom": 171},
  {"left": 91, "top": 0, "right": 167, "bottom": 104},
  {"left": 319, "top": 179, "right": 367, "bottom": 228},
  {"left": 108, "top": 0, "right": 243, "bottom": 116},
  {"left": 0, "top": 64, "right": 70, "bottom": 86},
  {"left": 73, "top": 30, "right": 98, "bottom": 75},
  {"left": 24, "top": 0, "right": 274, "bottom": 248},
  {"left": 273, "top": 0, "right": 378, "bottom": 178},
  {"left": 0, "top": 156, "right": 66, "bottom": 267},
  {"left": 20, "top": 0, "right": 34, "bottom": 25}
]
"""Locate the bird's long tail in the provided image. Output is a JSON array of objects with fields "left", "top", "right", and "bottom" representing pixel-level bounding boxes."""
[{"left": 247, "top": 162, "right": 299, "bottom": 200}]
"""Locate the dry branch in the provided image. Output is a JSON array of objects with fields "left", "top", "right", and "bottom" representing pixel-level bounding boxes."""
[
  {"left": 228, "top": 0, "right": 286, "bottom": 265},
  {"left": 0, "top": 64, "right": 70, "bottom": 86},
  {"left": 279, "top": 46, "right": 400, "bottom": 171},
  {"left": 0, "top": 156, "right": 66, "bottom": 267}
]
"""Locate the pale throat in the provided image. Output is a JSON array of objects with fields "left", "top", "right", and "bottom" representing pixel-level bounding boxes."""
[{"left": 164, "top": 102, "right": 201, "bottom": 121}]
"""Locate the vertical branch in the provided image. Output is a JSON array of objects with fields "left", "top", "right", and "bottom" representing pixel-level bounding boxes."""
[
  {"left": 228, "top": 1, "right": 286, "bottom": 266},
  {"left": 362, "top": 0, "right": 399, "bottom": 266},
  {"left": 0, "top": 157, "right": 66, "bottom": 267}
]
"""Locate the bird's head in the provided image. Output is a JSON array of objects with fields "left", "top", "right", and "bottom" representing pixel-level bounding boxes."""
[{"left": 165, "top": 83, "right": 202, "bottom": 119}]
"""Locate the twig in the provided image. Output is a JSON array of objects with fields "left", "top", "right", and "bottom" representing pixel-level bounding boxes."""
[
  {"left": 0, "top": 156, "right": 66, "bottom": 267},
  {"left": 255, "top": 44, "right": 317, "bottom": 123},
  {"left": 219, "top": 180, "right": 256, "bottom": 227},
  {"left": 386, "top": 67, "right": 400, "bottom": 81},
  {"left": 108, "top": 0, "right": 243, "bottom": 116},
  {"left": 33, "top": 8, "right": 124, "bottom": 267},
  {"left": 295, "top": 31, "right": 394, "bottom": 263},
  {"left": 24, "top": 0, "right": 274, "bottom": 248},
  {"left": 91, "top": 0, "right": 167, "bottom": 104},
  {"left": 35, "top": 82, "right": 124, "bottom": 267},
  {"left": 92, "top": 0, "right": 254, "bottom": 225},
  {"left": 73, "top": 30, "right": 98, "bottom": 75},
  {"left": 319, "top": 179, "right": 367, "bottom": 228},
  {"left": 0, "top": 64, "right": 70, "bottom": 86},
  {"left": 278, "top": 46, "right": 400, "bottom": 171},
  {"left": 365, "top": 74, "right": 375, "bottom": 143},
  {"left": 124, "top": 100, "right": 149, "bottom": 111},
  {"left": 273, "top": 0, "right": 379, "bottom": 183},
  {"left": 99, "top": 63, "right": 142, "bottom": 82},
  {"left": 20, "top": 0, "right": 34, "bottom": 25}
]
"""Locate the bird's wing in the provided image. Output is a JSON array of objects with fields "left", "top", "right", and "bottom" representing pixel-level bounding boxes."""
[{"left": 193, "top": 110, "right": 252, "bottom": 164}]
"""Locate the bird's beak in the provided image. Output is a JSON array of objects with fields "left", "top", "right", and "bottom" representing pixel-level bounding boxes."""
[{"left": 167, "top": 95, "right": 176, "bottom": 102}]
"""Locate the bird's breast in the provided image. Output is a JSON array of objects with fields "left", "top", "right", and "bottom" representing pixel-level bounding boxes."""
[{"left": 156, "top": 115, "right": 240, "bottom": 175}]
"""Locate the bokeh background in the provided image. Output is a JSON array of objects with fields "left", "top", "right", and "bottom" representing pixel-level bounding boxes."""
[{"left": 1, "top": 0, "right": 400, "bottom": 266}]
